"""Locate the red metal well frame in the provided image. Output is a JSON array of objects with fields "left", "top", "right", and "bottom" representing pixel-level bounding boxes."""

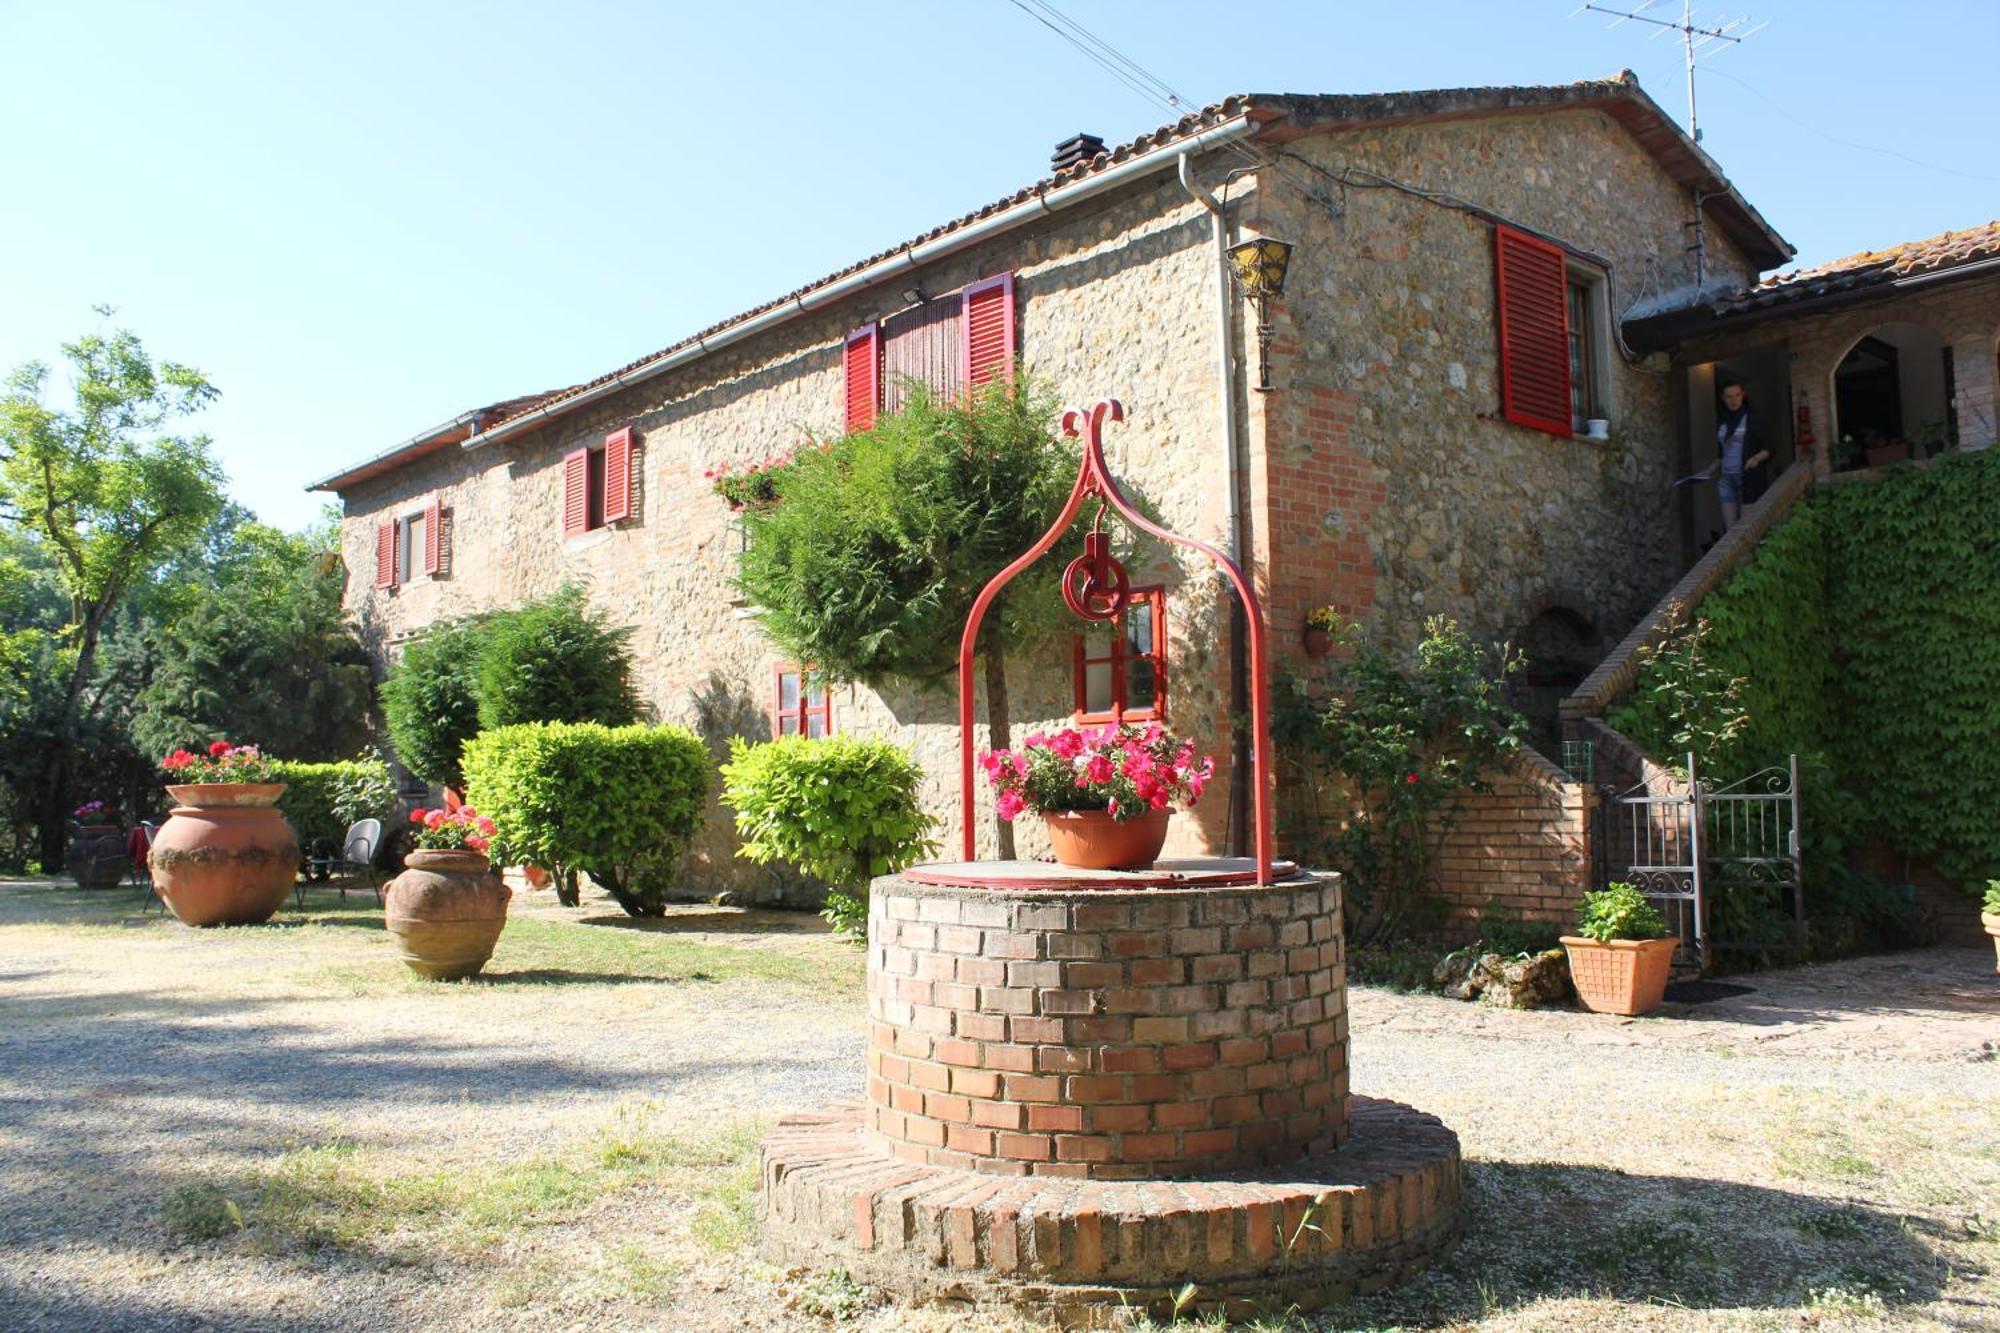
[{"left": 956, "top": 399, "right": 1276, "bottom": 883}]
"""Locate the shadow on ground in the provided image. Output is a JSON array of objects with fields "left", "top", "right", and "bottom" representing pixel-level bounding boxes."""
[
  {"left": 1342, "top": 1159, "right": 1957, "bottom": 1325},
  {"left": 576, "top": 909, "right": 827, "bottom": 936}
]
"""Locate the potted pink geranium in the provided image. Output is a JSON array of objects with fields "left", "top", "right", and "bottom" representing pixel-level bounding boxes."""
[
  {"left": 382, "top": 806, "right": 512, "bottom": 981},
  {"left": 981, "top": 723, "right": 1214, "bottom": 871}
]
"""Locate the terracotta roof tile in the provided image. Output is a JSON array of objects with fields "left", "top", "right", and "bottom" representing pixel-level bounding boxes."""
[{"left": 1716, "top": 219, "right": 2000, "bottom": 315}]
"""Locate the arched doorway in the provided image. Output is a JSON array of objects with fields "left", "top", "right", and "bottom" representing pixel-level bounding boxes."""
[
  {"left": 1514, "top": 604, "right": 1598, "bottom": 760},
  {"left": 1832, "top": 321, "right": 1954, "bottom": 468}
]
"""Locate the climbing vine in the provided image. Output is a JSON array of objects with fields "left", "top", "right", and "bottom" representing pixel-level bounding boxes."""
[{"left": 1613, "top": 449, "right": 2000, "bottom": 891}]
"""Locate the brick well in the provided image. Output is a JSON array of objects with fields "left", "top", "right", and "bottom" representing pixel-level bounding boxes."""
[{"left": 763, "top": 869, "right": 1463, "bottom": 1320}]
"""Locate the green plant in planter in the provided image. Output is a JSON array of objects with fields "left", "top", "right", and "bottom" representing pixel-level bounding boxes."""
[
  {"left": 1984, "top": 881, "right": 2000, "bottom": 915},
  {"left": 1575, "top": 882, "right": 1669, "bottom": 942},
  {"left": 720, "top": 736, "right": 936, "bottom": 938}
]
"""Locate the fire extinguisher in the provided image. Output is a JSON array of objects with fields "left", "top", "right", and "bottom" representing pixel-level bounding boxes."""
[{"left": 1796, "top": 399, "right": 1816, "bottom": 450}]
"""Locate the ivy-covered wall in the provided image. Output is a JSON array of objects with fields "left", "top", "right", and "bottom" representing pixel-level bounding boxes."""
[{"left": 1612, "top": 449, "right": 2000, "bottom": 891}]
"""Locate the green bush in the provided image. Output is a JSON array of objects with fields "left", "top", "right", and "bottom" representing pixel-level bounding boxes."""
[
  {"left": 475, "top": 585, "right": 640, "bottom": 732},
  {"left": 720, "top": 736, "right": 936, "bottom": 937},
  {"left": 271, "top": 751, "right": 397, "bottom": 855},
  {"left": 461, "top": 722, "right": 707, "bottom": 918},
  {"left": 1574, "top": 882, "right": 1669, "bottom": 942},
  {"left": 381, "top": 618, "right": 488, "bottom": 788},
  {"left": 1613, "top": 449, "right": 2000, "bottom": 894},
  {"left": 1984, "top": 881, "right": 2000, "bottom": 916}
]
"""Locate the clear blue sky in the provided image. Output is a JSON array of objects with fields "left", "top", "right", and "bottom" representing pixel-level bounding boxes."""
[{"left": 4, "top": 1, "right": 1993, "bottom": 531}]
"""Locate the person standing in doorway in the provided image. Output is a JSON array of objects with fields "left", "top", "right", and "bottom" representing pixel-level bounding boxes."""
[{"left": 1707, "top": 380, "right": 1774, "bottom": 527}]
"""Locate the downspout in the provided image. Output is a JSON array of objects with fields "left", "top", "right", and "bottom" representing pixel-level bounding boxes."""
[{"left": 1177, "top": 150, "right": 1252, "bottom": 858}]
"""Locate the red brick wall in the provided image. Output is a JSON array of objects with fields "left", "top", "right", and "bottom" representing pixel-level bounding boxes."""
[
  {"left": 1432, "top": 746, "right": 1595, "bottom": 938},
  {"left": 865, "top": 879, "right": 1348, "bottom": 1182}
]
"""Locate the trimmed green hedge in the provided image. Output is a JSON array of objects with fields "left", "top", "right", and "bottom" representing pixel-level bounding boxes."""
[
  {"left": 461, "top": 722, "right": 708, "bottom": 918},
  {"left": 720, "top": 735, "right": 936, "bottom": 936},
  {"left": 271, "top": 754, "right": 398, "bottom": 856},
  {"left": 1613, "top": 449, "right": 2000, "bottom": 890}
]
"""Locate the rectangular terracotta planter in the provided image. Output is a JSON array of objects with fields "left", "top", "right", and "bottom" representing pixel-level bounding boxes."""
[{"left": 1560, "top": 936, "right": 1679, "bottom": 1016}]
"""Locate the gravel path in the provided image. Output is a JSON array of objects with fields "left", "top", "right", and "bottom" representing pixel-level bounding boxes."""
[{"left": 1, "top": 880, "right": 1994, "bottom": 1331}]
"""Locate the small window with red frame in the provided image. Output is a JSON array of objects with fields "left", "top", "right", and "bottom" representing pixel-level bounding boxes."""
[
  {"left": 1074, "top": 588, "right": 1166, "bottom": 723},
  {"left": 774, "top": 664, "right": 833, "bottom": 738}
]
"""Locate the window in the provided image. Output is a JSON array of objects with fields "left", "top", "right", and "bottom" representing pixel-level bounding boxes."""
[
  {"left": 1566, "top": 269, "right": 1610, "bottom": 433},
  {"left": 1494, "top": 224, "right": 1574, "bottom": 438},
  {"left": 374, "top": 495, "right": 441, "bottom": 589},
  {"left": 1074, "top": 588, "right": 1166, "bottom": 723},
  {"left": 845, "top": 272, "right": 1014, "bottom": 430},
  {"left": 774, "top": 664, "right": 833, "bottom": 737},
  {"left": 562, "top": 427, "right": 634, "bottom": 538}
]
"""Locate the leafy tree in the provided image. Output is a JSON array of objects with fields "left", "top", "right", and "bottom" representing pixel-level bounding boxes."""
[
  {"left": 1277, "top": 616, "right": 1528, "bottom": 946},
  {"left": 733, "top": 378, "right": 1081, "bottom": 856},
  {"left": 0, "top": 315, "right": 227, "bottom": 864},
  {"left": 474, "top": 585, "right": 640, "bottom": 731},
  {"left": 381, "top": 617, "right": 489, "bottom": 789},
  {"left": 131, "top": 521, "right": 373, "bottom": 761}
]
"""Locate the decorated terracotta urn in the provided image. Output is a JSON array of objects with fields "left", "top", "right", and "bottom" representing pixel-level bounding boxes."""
[
  {"left": 148, "top": 783, "right": 300, "bottom": 927},
  {"left": 384, "top": 849, "right": 511, "bottom": 981}
]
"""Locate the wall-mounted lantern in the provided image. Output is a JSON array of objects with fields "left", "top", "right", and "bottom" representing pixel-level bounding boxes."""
[{"left": 1228, "top": 237, "right": 1294, "bottom": 392}]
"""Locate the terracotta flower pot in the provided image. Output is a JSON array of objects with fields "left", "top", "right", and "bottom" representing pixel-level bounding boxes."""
[
  {"left": 67, "top": 824, "right": 127, "bottom": 889},
  {"left": 1040, "top": 808, "right": 1172, "bottom": 872},
  {"left": 1983, "top": 912, "right": 2000, "bottom": 975},
  {"left": 1560, "top": 936, "right": 1679, "bottom": 1016},
  {"left": 1303, "top": 626, "right": 1333, "bottom": 658},
  {"left": 385, "top": 849, "right": 511, "bottom": 981},
  {"left": 149, "top": 785, "right": 300, "bottom": 927}
]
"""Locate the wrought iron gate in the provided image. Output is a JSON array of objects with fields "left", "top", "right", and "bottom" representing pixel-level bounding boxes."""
[{"left": 1594, "top": 754, "right": 1803, "bottom": 970}]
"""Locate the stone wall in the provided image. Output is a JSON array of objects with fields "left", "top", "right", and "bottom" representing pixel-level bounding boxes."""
[{"left": 1246, "top": 107, "right": 1762, "bottom": 674}]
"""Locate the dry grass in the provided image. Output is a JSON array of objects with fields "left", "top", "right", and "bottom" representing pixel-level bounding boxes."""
[{"left": 1, "top": 879, "right": 1994, "bottom": 1331}]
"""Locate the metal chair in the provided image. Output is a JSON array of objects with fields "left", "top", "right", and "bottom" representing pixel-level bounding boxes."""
[
  {"left": 129, "top": 822, "right": 160, "bottom": 912},
  {"left": 338, "top": 819, "right": 384, "bottom": 905}
]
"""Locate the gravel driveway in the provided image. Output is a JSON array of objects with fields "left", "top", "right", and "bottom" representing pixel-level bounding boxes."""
[{"left": 0, "top": 880, "right": 1994, "bottom": 1331}]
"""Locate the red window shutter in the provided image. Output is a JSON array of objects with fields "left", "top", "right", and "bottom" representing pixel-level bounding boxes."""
[
  {"left": 844, "top": 325, "right": 880, "bottom": 432},
  {"left": 374, "top": 520, "right": 395, "bottom": 588},
  {"left": 961, "top": 273, "right": 1016, "bottom": 389},
  {"left": 561, "top": 448, "right": 589, "bottom": 537},
  {"left": 1494, "top": 226, "right": 1573, "bottom": 437},
  {"left": 422, "top": 496, "right": 442, "bottom": 575},
  {"left": 602, "top": 427, "right": 633, "bottom": 524}
]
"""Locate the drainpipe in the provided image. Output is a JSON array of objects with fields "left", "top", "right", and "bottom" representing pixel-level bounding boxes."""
[{"left": 1177, "top": 151, "right": 1252, "bottom": 858}]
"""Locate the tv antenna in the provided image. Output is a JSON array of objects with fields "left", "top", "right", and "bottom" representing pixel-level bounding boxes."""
[{"left": 1572, "top": 0, "right": 1767, "bottom": 282}]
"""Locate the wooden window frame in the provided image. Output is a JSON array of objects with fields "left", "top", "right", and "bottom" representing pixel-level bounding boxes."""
[
  {"left": 1073, "top": 587, "right": 1167, "bottom": 725},
  {"left": 1566, "top": 266, "right": 1610, "bottom": 434},
  {"left": 773, "top": 663, "right": 834, "bottom": 738},
  {"left": 563, "top": 428, "right": 635, "bottom": 539}
]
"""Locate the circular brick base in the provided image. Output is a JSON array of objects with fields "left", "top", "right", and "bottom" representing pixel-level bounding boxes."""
[{"left": 762, "top": 1096, "right": 1462, "bottom": 1325}]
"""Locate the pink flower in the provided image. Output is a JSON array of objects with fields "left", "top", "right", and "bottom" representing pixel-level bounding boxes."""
[
  {"left": 466, "top": 836, "right": 488, "bottom": 852},
  {"left": 1106, "top": 797, "right": 1120, "bottom": 816},
  {"left": 995, "top": 791, "right": 1025, "bottom": 821},
  {"left": 424, "top": 810, "right": 447, "bottom": 830},
  {"left": 1049, "top": 730, "right": 1084, "bottom": 760},
  {"left": 1083, "top": 753, "right": 1114, "bottom": 784},
  {"left": 1148, "top": 789, "right": 1170, "bottom": 811},
  {"left": 208, "top": 740, "right": 231, "bottom": 758},
  {"left": 1406, "top": 772, "right": 1419, "bottom": 784},
  {"left": 410, "top": 809, "right": 427, "bottom": 824},
  {"left": 477, "top": 818, "right": 497, "bottom": 836}
]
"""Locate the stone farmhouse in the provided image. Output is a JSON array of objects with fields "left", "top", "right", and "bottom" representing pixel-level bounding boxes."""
[{"left": 314, "top": 72, "right": 1803, "bottom": 907}]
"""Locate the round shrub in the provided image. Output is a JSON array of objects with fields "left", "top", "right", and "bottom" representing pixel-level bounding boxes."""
[
  {"left": 720, "top": 735, "right": 936, "bottom": 937},
  {"left": 381, "top": 618, "right": 488, "bottom": 788},
  {"left": 461, "top": 721, "right": 708, "bottom": 918},
  {"left": 475, "top": 585, "right": 640, "bottom": 732}
]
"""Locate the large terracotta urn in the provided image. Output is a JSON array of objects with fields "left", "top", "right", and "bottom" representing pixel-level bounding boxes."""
[
  {"left": 1040, "top": 807, "right": 1171, "bottom": 871},
  {"left": 148, "top": 783, "right": 300, "bottom": 927},
  {"left": 384, "top": 849, "right": 511, "bottom": 981}
]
